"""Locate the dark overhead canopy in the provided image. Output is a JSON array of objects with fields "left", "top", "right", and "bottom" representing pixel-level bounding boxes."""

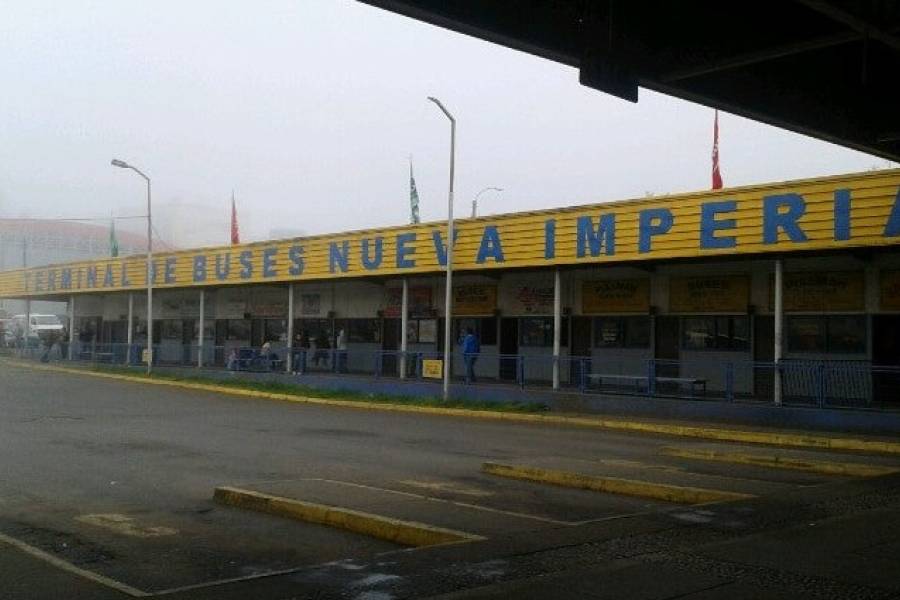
[{"left": 359, "top": 0, "right": 900, "bottom": 161}]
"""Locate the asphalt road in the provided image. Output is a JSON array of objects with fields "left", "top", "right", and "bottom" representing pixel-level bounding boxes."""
[{"left": 1, "top": 361, "right": 899, "bottom": 599}]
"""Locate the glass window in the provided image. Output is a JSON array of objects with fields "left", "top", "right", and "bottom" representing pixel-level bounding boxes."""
[
  {"left": 227, "top": 319, "right": 250, "bottom": 341},
  {"left": 418, "top": 319, "right": 437, "bottom": 343},
  {"left": 160, "top": 319, "right": 182, "bottom": 340},
  {"left": 787, "top": 317, "right": 826, "bottom": 352},
  {"left": 826, "top": 315, "right": 866, "bottom": 354},
  {"left": 265, "top": 319, "right": 286, "bottom": 342},
  {"left": 594, "top": 318, "right": 624, "bottom": 348},
  {"left": 683, "top": 317, "right": 715, "bottom": 350},
  {"left": 480, "top": 317, "right": 498, "bottom": 346},
  {"left": 624, "top": 317, "right": 651, "bottom": 348},
  {"left": 348, "top": 318, "right": 380, "bottom": 343},
  {"left": 731, "top": 316, "right": 750, "bottom": 351},
  {"left": 682, "top": 316, "right": 749, "bottom": 351},
  {"left": 520, "top": 317, "right": 552, "bottom": 347}
]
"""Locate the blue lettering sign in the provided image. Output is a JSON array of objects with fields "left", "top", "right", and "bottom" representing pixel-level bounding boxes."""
[
  {"left": 193, "top": 255, "right": 207, "bottom": 282},
  {"left": 86, "top": 266, "right": 98, "bottom": 288},
  {"left": 361, "top": 238, "right": 383, "bottom": 270},
  {"left": 164, "top": 257, "right": 176, "bottom": 283},
  {"left": 476, "top": 226, "right": 505, "bottom": 263},
  {"left": 763, "top": 193, "right": 808, "bottom": 244},
  {"left": 834, "top": 189, "right": 851, "bottom": 241},
  {"left": 396, "top": 233, "right": 416, "bottom": 268},
  {"left": 432, "top": 229, "right": 459, "bottom": 267},
  {"left": 120, "top": 263, "right": 131, "bottom": 287},
  {"left": 61, "top": 269, "right": 72, "bottom": 289},
  {"left": 638, "top": 208, "right": 674, "bottom": 253},
  {"left": 883, "top": 186, "right": 900, "bottom": 237},
  {"left": 576, "top": 214, "right": 616, "bottom": 257},
  {"left": 700, "top": 201, "right": 737, "bottom": 249},
  {"left": 215, "top": 253, "right": 231, "bottom": 280},
  {"left": 103, "top": 264, "right": 114, "bottom": 287},
  {"left": 329, "top": 241, "right": 349, "bottom": 273},
  {"left": 288, "top": 245, "right": 305, "bottom": 276},
  {"left": 544, "top": 219, "right": 556, "bottom": 259},
  {"left": 239, "top": 251, "right": 253, "bottom": 279},
  {"left": 262, "top": 247, "right": 278, "bottom": 277}
]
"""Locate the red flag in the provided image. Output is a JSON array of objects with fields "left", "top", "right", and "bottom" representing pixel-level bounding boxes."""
[
  {"left": 230, "top": 193, "right": 240, "bottom": 245},
  {"left": 712, "top": 110, "right": 724, "bottom": 190}
]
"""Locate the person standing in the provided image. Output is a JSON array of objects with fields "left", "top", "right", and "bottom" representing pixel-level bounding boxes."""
[
  {"left": 336, "top": 328, "right": 348, "bottom": 373},
  {"left": 461, "top": 327, "right": 480, "bottom": 384}
]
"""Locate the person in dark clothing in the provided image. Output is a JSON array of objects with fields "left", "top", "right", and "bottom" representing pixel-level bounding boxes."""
[{"left": 461, "top": 327, "right": 480, "bottom": 384}]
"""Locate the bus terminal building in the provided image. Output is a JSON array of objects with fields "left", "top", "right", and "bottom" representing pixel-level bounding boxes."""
[{"left": 3, "top": 169, "right": 900, "bottom": 408}]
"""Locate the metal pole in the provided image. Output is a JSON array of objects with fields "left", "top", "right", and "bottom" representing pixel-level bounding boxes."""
[
  {"left": 146, "top": 176, "right": 153, "bottom": 375},
  {"left": 126, "top": 292, "right": 133, "bottom": 364},
  {"left": 197, "top": 289, "right": 205, "bottom": 368},
  {"left": 552, "top": 268, "right": 561, "bottom": 390},
  {"left": 774, "top": 258, "right": 784, "bottom": 406},
  {"left": 22, "top": 238, "right": 30, "bottom": 349},
  {"left": 400, "top": 278, "right": 409, "bottom": 379},
  {"left": 428, "top": 96, "right": 455, "bottom": 402},
  {"left": 68, "top": 294, "right": 75, "bottom": 360},
  {"left": 472, "top": 187, "right": 503, "bottom": 218},
  {"left": 286, "top": 283, "right": 294, "bottom": 373}
]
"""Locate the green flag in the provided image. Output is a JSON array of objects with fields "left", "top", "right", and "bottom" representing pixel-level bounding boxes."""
[
  {"left": 410, "top": 159, "right": 420, "bottom": 224},
  {"left": 109, "top": 219, "right": 119, "bottom": 257}
]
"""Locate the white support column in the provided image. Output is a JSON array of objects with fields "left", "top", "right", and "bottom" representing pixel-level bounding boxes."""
[
  {"left": 197, "top": 289, "right": 205, "bottom": 368},
  {"left": 400, "top": 278, "right": 409, "bottom": 379},
  {"left": 774, "top": 259, "right": 784, "bottom": 406},
  {"left": 24, "top": 299, "right": 31, "bottom": 352},
  {"left": 68, "top": 295, "right": 75, "bottom": 361},
  {"left": 552, "top": 268, "right": 561, "bottom": 390},
  {"left": 126, "top": 293, "right": 134, "bottom": 344},
  {"left": 286, "top": 283, "right": 294, "bottom": 373}
]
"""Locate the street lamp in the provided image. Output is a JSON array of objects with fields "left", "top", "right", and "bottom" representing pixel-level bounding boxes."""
[
  {"left": 111, "top": 158, "right": 153, "bottom": 375},
  {"left": 427, "top": 96, "right": 455, "bottom": 402},
  {"left": 472, "top": 187, "right": 503, "bottom": 218}
]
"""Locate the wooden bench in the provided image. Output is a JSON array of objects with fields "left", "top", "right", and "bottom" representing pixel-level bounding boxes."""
[{"left": 587, "top": 374, "right": 707, "bottom": 395}]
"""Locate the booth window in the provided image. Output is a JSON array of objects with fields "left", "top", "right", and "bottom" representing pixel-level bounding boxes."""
[
  {"left": 226, "top": 319, "right": 250, "bottom": 341},
  {"left": 787, "top": 315, "right": 866, "bottom": 354},
  {"left": 518, "top": 316, "right": 569, "bottom": 347},
  {"left": 264, "top": 319, "right": 286, "bottom": 342},
  {"left": 682, "top": 316, "right": 749, "bottom": 351},
  {"left": 593, "top": 317, "right": 650, "bottom": 348},
  {"left": 405, "top": 319, "right": 437, "bottom": 344},
  {"left": 453, "top": 317, "right": 497, "bottom": 346},
  {"left": 346, "top": 318, "right": 380, "bottom": 343}
]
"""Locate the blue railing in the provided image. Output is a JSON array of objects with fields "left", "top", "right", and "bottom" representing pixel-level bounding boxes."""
[{"left": 11, "top": 340, "right": 900, "bottom": 410}]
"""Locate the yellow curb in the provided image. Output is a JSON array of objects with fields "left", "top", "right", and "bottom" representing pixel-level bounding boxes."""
[
  {"left": 481, "top": 462, "right": 753, "bottom": 505},
  {"left": 659, "top": 447, "right": 900, "bottom": 478},
  {"left": 213, "top": 486, "right": 483, "bottom": 547},
  {"left": 6, "top": 358, "right": 900, "bottom": 456}
]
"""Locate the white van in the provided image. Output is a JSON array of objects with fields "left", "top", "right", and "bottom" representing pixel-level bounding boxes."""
[{"left": 10, "top": 314, "right": 64, "bottom": 343}]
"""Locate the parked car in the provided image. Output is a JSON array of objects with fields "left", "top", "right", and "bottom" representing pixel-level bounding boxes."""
[{"left": 9, "top": 314, "right": 64, "bottom": 346}]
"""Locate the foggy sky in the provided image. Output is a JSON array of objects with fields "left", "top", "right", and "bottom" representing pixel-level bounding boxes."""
[{"left": 0, "top": 1, "right": 893, "bottom": 246}]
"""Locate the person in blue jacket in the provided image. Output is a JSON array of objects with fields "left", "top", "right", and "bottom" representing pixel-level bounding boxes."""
[{"left": 461, "top": 327, "right": 480, "bottom": 384}]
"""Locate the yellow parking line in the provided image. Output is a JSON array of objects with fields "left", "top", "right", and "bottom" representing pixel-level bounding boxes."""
[
  {"left": 660, "top": 446, "right": 900, "bottom": 477},
  {"left": 482, "top": 462, "right": 754, "bottom": 505},
  {"left": 0, "top": 530, "right": 149, "bottom": 597},
  {"left": 213, "top": 486, "right": 484, "bottom": 547}
]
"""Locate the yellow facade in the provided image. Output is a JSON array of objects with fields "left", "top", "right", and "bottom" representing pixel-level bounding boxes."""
[{"left": 2, "top": 169, "right": 899, "bottom": 299}]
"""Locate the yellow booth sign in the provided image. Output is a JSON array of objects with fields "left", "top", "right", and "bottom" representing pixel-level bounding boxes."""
[{"left": 422, "top": 359, "right": 443, "bottom": 379}]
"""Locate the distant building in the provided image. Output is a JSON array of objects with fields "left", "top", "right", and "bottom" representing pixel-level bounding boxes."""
[{"left": 0, "top": 219, "right": 146, "bottom": 317}]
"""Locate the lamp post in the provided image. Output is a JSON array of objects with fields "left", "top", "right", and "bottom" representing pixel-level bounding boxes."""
[
  {"left": 472, "top": 187, "right": 503, "bottom": 218},
  {"left": 111, "top": 158, "right": 153, "bottom": 375},
  {"left": 428, "top": 96, "right": 455, "bottom": 402}
]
